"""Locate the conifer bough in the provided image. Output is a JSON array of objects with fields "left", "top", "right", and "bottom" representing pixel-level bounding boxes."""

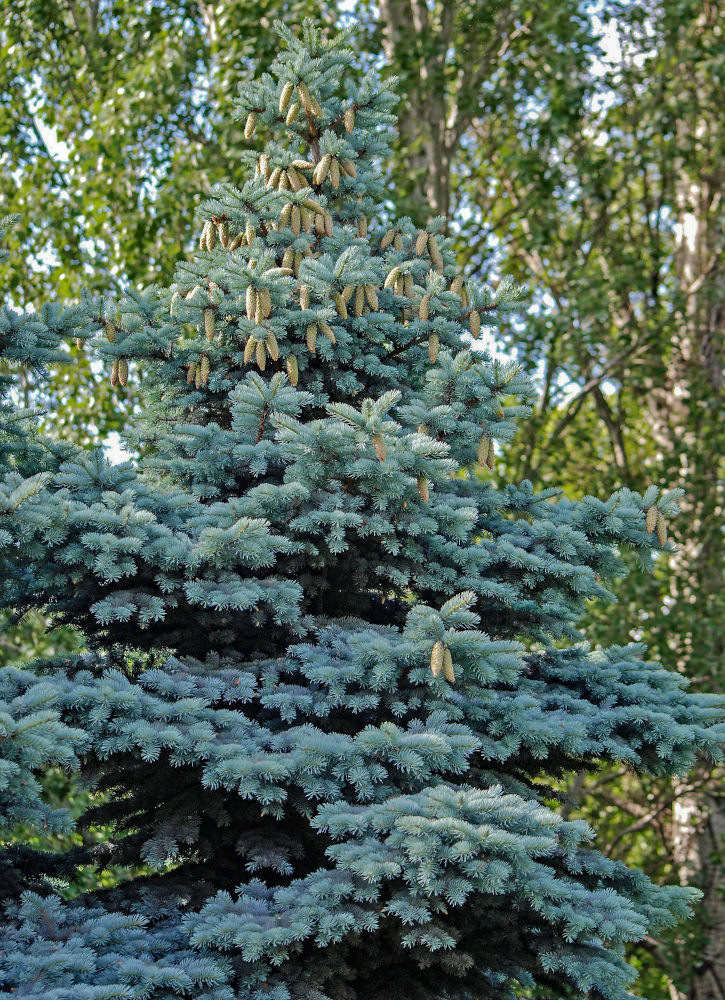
[{"left": 0, "top": 24, "right": 722, "bottom": 1000}]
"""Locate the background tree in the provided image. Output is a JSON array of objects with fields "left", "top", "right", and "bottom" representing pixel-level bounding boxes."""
[
  {"left": 359, "top": 0, "right": 593, "bottom": 225},
  {"left": 360, "top": 3, "right": 724, "bottom": 993},
  {"left": 457, "top": 5, "right": 725, "bottom": 995}
]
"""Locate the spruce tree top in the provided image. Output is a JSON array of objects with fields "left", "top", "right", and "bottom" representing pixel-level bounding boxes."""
[{"left": 1, "top": 22, "right": 723, "bottom": 1000}]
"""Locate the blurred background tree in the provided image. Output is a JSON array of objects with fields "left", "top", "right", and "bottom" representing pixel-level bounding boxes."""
[{"left": 1, "top": 1, "right": 723, "bottom": 996}]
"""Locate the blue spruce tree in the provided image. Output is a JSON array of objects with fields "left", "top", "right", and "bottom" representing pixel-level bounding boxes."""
[{"left": 1, "top": 23, "right": 723, "bottom": 1000}]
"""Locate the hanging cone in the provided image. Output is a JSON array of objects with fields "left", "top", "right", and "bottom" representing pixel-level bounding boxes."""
[
  {"left": 279, "top": 82, "right": 294, "bottom": 114},
  {"left": 645, "top": 506, "right": 658, "bottom": 534},
  {"left": 319, "top": 320, "right": 336, "bottom": 344},
  {"left": 265, "top": 331, "right": 280, "bottom": 361},
  {"left": 364, "top": 285, "right": 378, "bottom": 310},
  {"left": 329, "top": 159, "right": 340, "bottom": 190},
  {"left": 246, "top": 286, "right": 256, "bottom": 321},
  {"left": 442, "top": 647, "right": 455, "bottom": 683},
  {"left": 428, "top": 233, "right": 443, "bottom": 271},
  {"left": 380, "top": 229, "right": 396, "bottom": 250},
  {"left": 244, "top": 111, "right": 258, "bottom": 139},
  {"left": 430, "top": 640, "right": 445, "bottom": 677},
  {"left": 333, "top": 293, "right": 348, "bottom": 319},
  {"left": 478, "top": 435, "right": 490, "bottom": 467},
  {"left": 204, "top": 308, "right": 215, "bottom": 342},
  {"left": 656, "top": 513, "right": 668, "bottom": 546}
]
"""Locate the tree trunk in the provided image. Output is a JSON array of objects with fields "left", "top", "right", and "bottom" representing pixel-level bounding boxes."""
[
  {"left": 377, "top": 0, "right": 453, "bottom": 220},
  {"left": 672, "top": 784, "right": 725, "bottom": 1000},
  {"left": 660, "top": 7, "right": 725, "bottom": 992}
]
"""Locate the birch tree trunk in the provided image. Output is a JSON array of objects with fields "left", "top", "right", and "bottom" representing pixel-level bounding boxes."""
[
  {"left": 661, "top": 6, "right": 725, "bottom": 994},
  {"left": 377, "top": 0, "right": 459, "bottom": 220}
]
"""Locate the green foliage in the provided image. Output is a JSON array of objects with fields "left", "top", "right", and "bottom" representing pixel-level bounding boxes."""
[
  {"left": 1, "top": 21, "right": 723, "bottom": 1000},
  {"left": 455, "top": 6, "right": 725, "bottom": 990}
]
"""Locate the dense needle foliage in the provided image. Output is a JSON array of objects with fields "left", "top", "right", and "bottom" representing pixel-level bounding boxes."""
[{"left": 0, "top": 23, "right": 723, "bottom": 1000}]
